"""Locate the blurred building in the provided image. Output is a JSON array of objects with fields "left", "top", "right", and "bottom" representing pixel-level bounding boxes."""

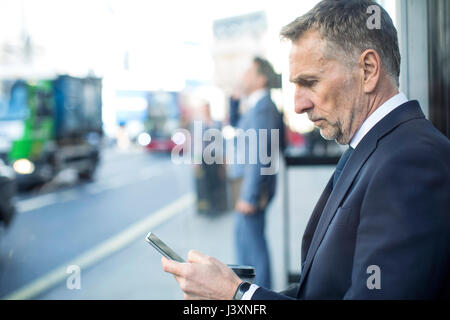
[{"left": 212, "top": 11, "right": 268, "bottom": 96}]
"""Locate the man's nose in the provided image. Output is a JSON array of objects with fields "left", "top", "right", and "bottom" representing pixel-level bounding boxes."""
[{"left": 294, "top": 88, "right": 314, "bottom": 114}]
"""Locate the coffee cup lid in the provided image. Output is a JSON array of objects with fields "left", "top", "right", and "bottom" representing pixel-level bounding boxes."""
[{"left": 227, "top": 264, "right": 255, "bottom": 278}]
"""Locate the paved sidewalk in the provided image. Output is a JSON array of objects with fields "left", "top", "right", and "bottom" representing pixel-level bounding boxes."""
[{"left": 38, "top": 163, "right": 334, "bottom": 299}]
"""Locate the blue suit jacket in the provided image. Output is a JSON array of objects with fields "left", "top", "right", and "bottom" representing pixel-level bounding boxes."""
[
  {"left": 233, "top": 94, "right": 284, "bottom": 209},
  {"left": 253, "top": 101, "right": 450, "bottom": 299}
]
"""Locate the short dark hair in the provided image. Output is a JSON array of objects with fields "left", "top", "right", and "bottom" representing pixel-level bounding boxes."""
[
  {"left": 280, "top": 0, "right": 401, "bottom": 86},
  {"left": 253, "top": 56, "right": 278, "bottom": 89}
]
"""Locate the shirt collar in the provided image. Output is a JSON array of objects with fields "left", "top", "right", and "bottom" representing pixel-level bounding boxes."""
[
  {"left": 349, "top": 92, "right": 409, "bottom": 149},
  {"left": 246, "top": 88, "right": 269, "bottom": 110}
]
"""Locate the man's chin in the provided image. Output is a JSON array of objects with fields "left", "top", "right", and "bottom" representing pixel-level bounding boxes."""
[
  {"left": 318, "top": 128, "right": 336, "bottom": 141},
  {"left": 318, "top": 126, "right": 348, "bottom": 145}
]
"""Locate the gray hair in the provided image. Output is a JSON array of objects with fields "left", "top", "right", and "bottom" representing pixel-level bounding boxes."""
[{"left": 280, "top": 0, "right": 401, "bottom": 87}]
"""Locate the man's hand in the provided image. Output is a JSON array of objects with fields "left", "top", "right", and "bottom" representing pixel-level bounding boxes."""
[
  {"left": 161, "top": 250, "right": 242, "bottom": 300},
  {"left": 235, "top": 200, "right": 258, "bottom": 215}
]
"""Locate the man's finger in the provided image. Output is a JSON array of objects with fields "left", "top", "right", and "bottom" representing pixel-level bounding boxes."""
[
  {"left": 187, "top": 249, "right": 209, "bottom": 263},
  {"left": 161, "top": 256, "right": 185, "bottom": 277},
  {"left": 174, "top": 275, "right": 204, "bottom": 299}
]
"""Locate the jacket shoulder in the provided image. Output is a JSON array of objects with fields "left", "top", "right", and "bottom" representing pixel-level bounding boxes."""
[{"left": 375, "top": 117, "right": 450, "bottom": 166}]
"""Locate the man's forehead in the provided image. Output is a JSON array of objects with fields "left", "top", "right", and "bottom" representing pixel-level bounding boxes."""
[
  {"left": 289, "top": 31, "right": 325, "bottom": 60},
  {"left": 245, "top": 61, "right": 258, "bottom": 73},
  {"left": 288, "top": 31, "right": 330, "bottom": 79}
]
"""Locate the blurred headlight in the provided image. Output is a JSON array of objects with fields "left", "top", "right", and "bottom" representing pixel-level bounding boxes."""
[
  {"left": 138, "top": 132, "right": 151, "bottom": 146},
  {"left": 13, "top": 158, "right": 35, "bottom": 175}
]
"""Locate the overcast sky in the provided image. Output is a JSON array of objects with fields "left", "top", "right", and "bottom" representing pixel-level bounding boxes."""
[{"left": 0, "top": 0, "right": 319, "bottom": 77}]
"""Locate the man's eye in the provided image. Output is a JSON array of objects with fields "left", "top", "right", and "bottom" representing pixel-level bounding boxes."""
[
  {"left": 304, "top": 80, "right": 317, "bottom": 87},
  {"left": 296, "top": 79, "right": 317, "bottom": 88}
]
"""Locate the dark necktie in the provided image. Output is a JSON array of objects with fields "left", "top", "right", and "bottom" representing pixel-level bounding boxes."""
[{"left": 333, "top": 146, "right": 354, "bottom": 188}]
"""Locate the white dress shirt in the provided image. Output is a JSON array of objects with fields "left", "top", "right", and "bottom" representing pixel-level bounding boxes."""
[
  {"left": 350, "top": 92, "right": 408, "bottom": 148},
  {"left": 241, "top": 91, "right": 409, "bottom": 300}
]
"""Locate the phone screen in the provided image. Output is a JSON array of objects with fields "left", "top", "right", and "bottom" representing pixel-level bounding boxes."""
[{"left": 146, "top": 232, "right": 185, "bottom": 263}]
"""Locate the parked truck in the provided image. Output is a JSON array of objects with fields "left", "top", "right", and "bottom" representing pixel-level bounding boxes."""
[{"left": 0, "top": 75, "right": 102, "bottom": 189}]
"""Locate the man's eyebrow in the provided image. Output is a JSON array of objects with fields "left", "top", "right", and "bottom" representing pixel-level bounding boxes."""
[{"left": 290, "top": 74, "right": 318, "bottom": 83}]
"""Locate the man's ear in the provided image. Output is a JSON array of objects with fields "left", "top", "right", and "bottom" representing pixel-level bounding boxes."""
[{"left": 359, "top": 49, "right": 381, "bottom": 93}]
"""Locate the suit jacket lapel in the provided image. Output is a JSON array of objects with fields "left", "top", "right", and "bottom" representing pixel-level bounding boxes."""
[
  {"left": 297, "top": 101, "right": 425, "bottom": 293},
  {"left": 300, "top": 175, "right": 334, "bottom": 264}
]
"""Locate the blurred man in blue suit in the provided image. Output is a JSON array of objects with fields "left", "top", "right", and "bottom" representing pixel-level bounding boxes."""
[
  {"left": 230, "top": 57, "right": 284, "bottom": 289},
  {"left": 162, "top": 0, "right": 450, "bottom": 300}
]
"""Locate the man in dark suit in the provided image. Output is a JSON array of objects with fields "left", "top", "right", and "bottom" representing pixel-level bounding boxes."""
[
  {"left": 229, "top": 57, "right": 284, "bottom": 290},
  {"left": 161, "top": 0, "right": 450, "bottom": 300}
]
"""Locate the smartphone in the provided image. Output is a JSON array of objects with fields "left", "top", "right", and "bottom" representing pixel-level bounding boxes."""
[{"left": 145, "top": 232, "right": 185, "bottom": 263}]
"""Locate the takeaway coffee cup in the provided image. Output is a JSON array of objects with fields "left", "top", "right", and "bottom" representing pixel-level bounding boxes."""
[{"left": 227, "top": 264, "right": 256, "bottom": 283}]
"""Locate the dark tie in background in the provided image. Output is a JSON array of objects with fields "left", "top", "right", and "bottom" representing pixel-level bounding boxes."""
[{"left": 333, "top": 146, "right": 354, "bottom": 188}]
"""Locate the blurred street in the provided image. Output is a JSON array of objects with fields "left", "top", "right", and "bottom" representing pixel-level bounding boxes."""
[
  {"left": 0, "top": 145, "right": 333, "bottom": 299},
  {"left": 0, "top": 146, "right": 194, "bottom": 299}
]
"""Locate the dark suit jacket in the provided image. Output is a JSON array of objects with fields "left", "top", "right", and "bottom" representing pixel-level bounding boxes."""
[{"left": 252, "top": 100, "right": 450, "bottom": 299}]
